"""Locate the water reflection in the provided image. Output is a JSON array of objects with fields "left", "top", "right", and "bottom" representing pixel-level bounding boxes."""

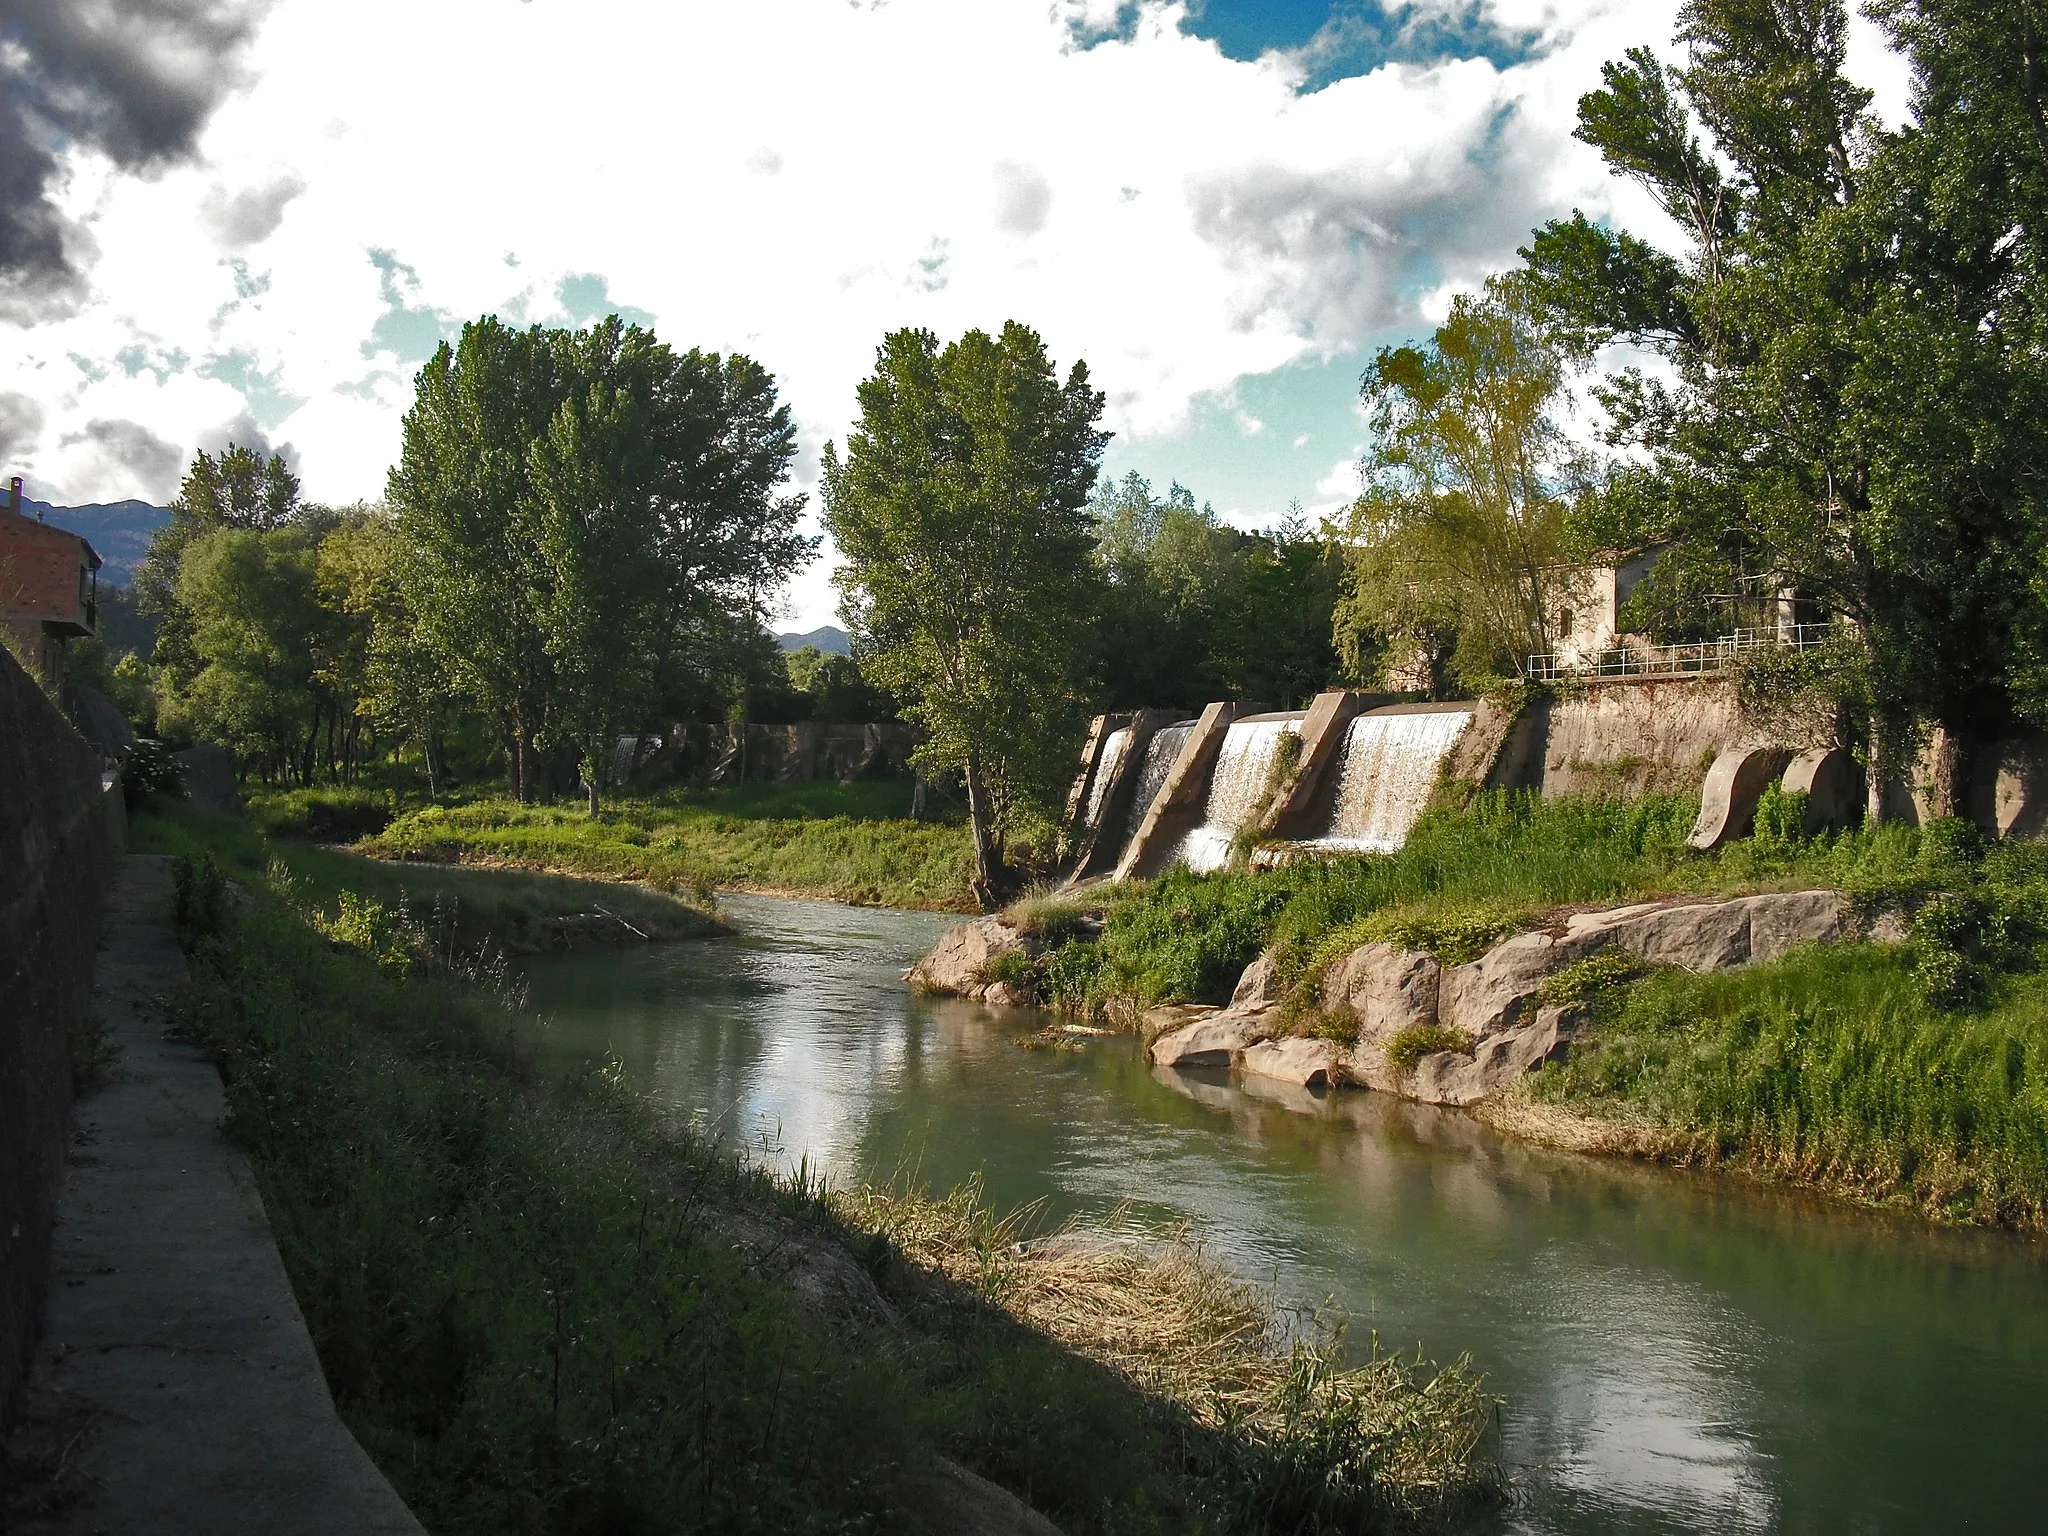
[{"left": 517, "top": 894, "right": 2048, "bottom": 1534}]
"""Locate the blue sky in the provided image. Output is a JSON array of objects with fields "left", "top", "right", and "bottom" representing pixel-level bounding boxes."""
[{"left": 0, "top": 0, "right": 1908, "bottom": 626}]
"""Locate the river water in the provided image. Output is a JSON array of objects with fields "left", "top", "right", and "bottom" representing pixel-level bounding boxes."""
[{"left": 515, "top": 894, "right": 2048, "bottom": 1533}]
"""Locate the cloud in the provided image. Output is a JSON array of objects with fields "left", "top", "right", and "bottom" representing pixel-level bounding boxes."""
[
  {"left": 202, "top": 171, "right": 306, "bottom": 246},
  {"left": 0, "top": 391, "right": 45, "bottom": 465},
  {"left": 60, "top": 417, "right": 184, "bottom": 491},
  {"left": 0, "top": 0, "right": 269, "bottom": 316},
  {"left": 992, "top": 161, "right": 1054, "bottom": 237}
]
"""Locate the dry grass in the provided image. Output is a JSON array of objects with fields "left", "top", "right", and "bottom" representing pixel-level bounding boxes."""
[{"left": 840, "top": 1181, "right": 1506, "bottom": 1530}]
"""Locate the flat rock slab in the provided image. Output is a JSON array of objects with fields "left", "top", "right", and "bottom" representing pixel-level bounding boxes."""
[
  {"left": 1149, "top": 1011, "right": 1247, "bottom": 1068},
  {"left": 18, "top": 856, "right": 422, "bottom": 1536},
  {"left": 1240, "top": 1036, "right": 1340, "bottom": 1089}
]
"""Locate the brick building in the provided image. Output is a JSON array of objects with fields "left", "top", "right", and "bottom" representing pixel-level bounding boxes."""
[{"left": 1, "top": 477, "right": 102, "bottom": 689}]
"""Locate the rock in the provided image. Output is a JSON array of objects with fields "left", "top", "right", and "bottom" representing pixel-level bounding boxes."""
[
  {"left": 1150, "top": 1012, "right": 1249, "bottom": 1069},
  {"left": 1689, "top": 746, "right": 1794, "bottom": 850},
  {"left": 1230, "top": 951, "right": 1284, "bottom": 1011},
  {"left": 916, "top": 1455, "right": 1067, "bottom": 1536},
  {"left": 1405, "top": 1005, "right": 1578, "bottom": 1106},
  {"left": 1866, "top": 909, "right": 1911, "bottom": 945},
  {"left": 1439, "top": 932, "right": 1560, "bottom": 1036},
  {"left": 1324, "top": 942, "right": 1439, "bottom": 1040},
  {"left": 1140, "top": 1002, "right": 1218, "bottom": 1045},
  {"left": 981, "top": 980, "right": 1027, "bottom": 1008},
  {"left": 1740, "top": 889, "right": 1854, "bottom": 962},
  {"left": 1562, "top": 899, "right": 1752, "bottom": 971},
  {"left": 1241, "top": 1036, "right": 1340, "bottom": 1089},
  {"left": 174, "top": 743, "right": 241, "bottom": 814},
  {"left": 907, "top": 916, "right": 1030, "bottom": 1000}
]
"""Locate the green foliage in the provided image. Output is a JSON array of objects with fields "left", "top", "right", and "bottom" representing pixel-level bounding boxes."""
[
  {"left": 1536, "top": 942, "right": 2048, "bottom": 1228},
  {"left": 249, "top": 785, "right": 395, "bottom": 842},
  {"left": 1334, "top": 281, "right": 1591, "bottom": 692},
  {"left": 1385, "top": 1024, "right": 1472, "bottom": 1073},
  {"left": 172, "top": 851, "right": 230, "bottom": 941},
  {"left": 822, "top": 321, "right": 1106, "bottom": 899},
  {"left": 121, "top": 738, "right": 184, "bottom": 809},
  {"left": 1538, "top": 950, "right": 1642, "bottom": 1007},
  {"left": 363, "top": 784, "right": 979, "bottom": 911},
  {"left": 1750, "top": 782, "right": 1809, "bottom": 849}
]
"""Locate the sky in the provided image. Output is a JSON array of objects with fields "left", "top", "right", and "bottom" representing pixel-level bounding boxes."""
[{"left": 0, "top": 0, "right": 1912, "bottom": 629}]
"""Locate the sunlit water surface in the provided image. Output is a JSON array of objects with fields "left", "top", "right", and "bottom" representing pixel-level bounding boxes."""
[{"left": 516, "top": 894, "right": 2048, "bottom": 1533}]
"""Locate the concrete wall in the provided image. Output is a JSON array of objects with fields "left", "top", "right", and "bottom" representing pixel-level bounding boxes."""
[
  {"left": 0, "top": 646, "right": 119, "bottom": 1435},
  {"left": 1487, "top": 677, "right": 1777, "bottom": 799}
]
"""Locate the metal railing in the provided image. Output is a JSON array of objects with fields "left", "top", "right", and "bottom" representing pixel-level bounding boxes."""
[{"left": 1526, "top": 622, "right": 1836, "bottom": 682}]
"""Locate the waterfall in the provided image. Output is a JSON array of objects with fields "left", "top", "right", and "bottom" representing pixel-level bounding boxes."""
[
  {"left": 1118, "top": 723, "right": 1194, "bottom": 850},
  {"left": 1083, "top": 727, "right": 1133, "bottom": 828},
  {"left": 1171, "top": 718, "right": 1299, "bottom": 874},
  {"left": 1307, "top": 709, "right": 1472, "bottom": 854}
]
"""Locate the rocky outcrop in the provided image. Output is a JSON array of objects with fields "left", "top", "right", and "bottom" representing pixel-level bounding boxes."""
[
  {"left": 1149, "top": 1009, "right": 1251, "bottom": 1068},
  {"left": 1402, "top": 1006, "right": 1578, "bottom": 1107},
  {"left": 906, "top": 917, "right": 1036, "bottom": 1003},
  {"left": 1241, "top": 1036, "right": 1341, "bottom": 1089},
  {"left": 1229, "top": 951, "right": 1283, "bottom": 1011},
  {"left": 1324, "top": 942, "right": 1439, "bottom": 1039}
]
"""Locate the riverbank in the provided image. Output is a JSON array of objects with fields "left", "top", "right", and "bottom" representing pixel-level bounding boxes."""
[
  {"left": 320, "top": 781, "right": 981, "bottom": 911},
  {"left": 141, "top": 800, "right": 727, "bottom": 952},
  {"left": 149, "top": 810, "right": 1505, "bottom": 1533},
  {"left": 957, "top": 792, "right": 2048, "bottom": 1232}
]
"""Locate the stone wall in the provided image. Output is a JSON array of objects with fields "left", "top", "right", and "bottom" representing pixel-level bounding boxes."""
[
  {"left": 1485, "top": 677, "right": 1778, "bottom": 799},
  {"left": 0, "top": 647, "right": 119, "bottom": 1434}
]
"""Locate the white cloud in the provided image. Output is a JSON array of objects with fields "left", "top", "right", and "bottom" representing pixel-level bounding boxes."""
[{"left": 0, "top": 0, "right": 1913, "bottom": 621}]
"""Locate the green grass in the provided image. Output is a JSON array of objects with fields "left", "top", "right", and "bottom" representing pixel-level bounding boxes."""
[
  {"left": 161, "top": 818, "right": 1504, "bottom": 1533},
  {"left": 136, "top": 800, "right": 725, "bottom": 952},
  {"left": 357, "top": 783, "right": 978, "bottom": 912},
  {"left": 1041, "top": 790, "right": 2012, "bottom": 1019},
  {"left": 1532, "top": 943, "right": 2048, "bottom": 1228}
]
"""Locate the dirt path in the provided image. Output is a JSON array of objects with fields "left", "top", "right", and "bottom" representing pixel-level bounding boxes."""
[{"left": 4, "top": 856, "right": 422, "bottom": 1535}]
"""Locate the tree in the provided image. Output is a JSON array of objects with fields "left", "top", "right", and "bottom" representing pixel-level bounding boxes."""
[
  {"left": 1521, "top": 0, "right": 2048, "bottom": 813},
  {"left": 136, "top": 443, "right": 301, "bottom": 685},
  {"left": 388, "top": 315, "right": 811, "bottom": 807},
  {"left": 1333, "top": 281, "right": 1589, "bottom": 689},
  {"left": 822, "top": 322, "right": 1108, "bottom": 905}
]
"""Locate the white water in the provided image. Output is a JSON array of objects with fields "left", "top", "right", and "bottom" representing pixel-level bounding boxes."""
[
  {"left": 1082, "top": 728, "right": 1132, "bottom": 829},
  {"left": 1117, "top": 723, "right": 1195, "bottom": 852},
  {"left": 1172, "top": 718, "right": 1300, "bottom": 874},
  {"left": 1306, "top": 709, "right": 1472, "bottom": 854}
]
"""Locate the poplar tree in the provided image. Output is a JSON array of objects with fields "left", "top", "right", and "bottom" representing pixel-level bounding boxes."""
[{"left": 822, "top": 322, "right": 1108, "bottom": 906}]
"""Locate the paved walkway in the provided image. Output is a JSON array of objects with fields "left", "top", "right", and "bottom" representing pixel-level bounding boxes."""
[{"left": 14, "top": 856, "right": 422, "bottom": 1535}]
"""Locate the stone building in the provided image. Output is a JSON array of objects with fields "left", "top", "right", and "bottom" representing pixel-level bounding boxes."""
[{"left": 0, "top": 477, "right": 102, "bottom": 689}]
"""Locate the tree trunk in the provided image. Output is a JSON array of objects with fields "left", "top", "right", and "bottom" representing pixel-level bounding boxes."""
[
  {"left": 1925, "top": 724, "right": 1973, "bottom": 824},
  {"left": 1867, "top": 715, "right": 1888, "bottom": 824},
  {"left": 962, "top": 753, "right": 1007, "bottom": 910}
]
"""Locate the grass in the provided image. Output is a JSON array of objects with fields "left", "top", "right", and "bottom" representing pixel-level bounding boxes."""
[
  {"left": 355, "top": 781, "right": 978, "bottom": 912},
  {"left": 156, "top": 811, "right": 1504, "bottom": 1533},
  {"left": 137, "top": 799, "right": 725, "bottom": 952},
  {"left": 1531, "top": 942, "right": 2048, "bottom": 1228}
]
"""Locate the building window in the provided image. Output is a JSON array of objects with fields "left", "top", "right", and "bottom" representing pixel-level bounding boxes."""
[{"left": 1557, "top": 607, "right": 1574, "bottom": 639}]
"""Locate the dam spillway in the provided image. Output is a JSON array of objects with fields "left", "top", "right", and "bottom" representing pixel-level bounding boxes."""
[
  {"left": 1082, "top": 727, "right": 1132, "bottom": 830},
  {"left": 1303, "top": 707, "right": 1473, "bottom": 855},
  {"left": 1171, "top": 716, "right": 1301, "bottom": 874}
]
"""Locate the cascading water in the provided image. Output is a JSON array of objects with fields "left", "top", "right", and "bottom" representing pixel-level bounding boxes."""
[
  {"left": 1116, "top": 723, "right": 1194, "bottom": 853},
  {"left": 1082, "top": 728, "right": 1133, "bottom": 829},
  {"left": 1307, "top": 709, "right": 1472, "bottom": 854},
  {"left": 1171, "top": 718, "right": 1299, "bottom": 874}
]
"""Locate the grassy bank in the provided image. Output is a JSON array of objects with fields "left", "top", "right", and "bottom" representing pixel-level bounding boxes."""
[
  {"left": 139, "top": 799, "right": 725, "bottom": 952},
  {"left": 1014, "top": 790, "right": 2048, "bottom": 1230},
  {"left": 334, "top": 781, "right": 979, "bottom": 912},
  {"left": 155, "top": 810, "right": 1504, "bottom": 1533}
]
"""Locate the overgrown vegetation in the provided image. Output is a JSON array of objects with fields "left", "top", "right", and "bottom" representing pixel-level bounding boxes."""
[
  {"left": 155, "top": 812, "right": 1505, "bottom": 1532},
  {"left": 358, "top": 781, "right": 979, "bottom": 911}
]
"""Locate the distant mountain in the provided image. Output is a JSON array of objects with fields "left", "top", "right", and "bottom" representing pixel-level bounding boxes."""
[
  {"left": 777, "top": 625, "right": 850, "bottom": 656},
  {"left": 22, "top": 499, "right": 171, "bottom": 587}
]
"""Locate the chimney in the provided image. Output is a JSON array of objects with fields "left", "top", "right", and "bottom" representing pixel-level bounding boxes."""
[{"left": 6, "top": 475, "right": 19, "bottom": 516}]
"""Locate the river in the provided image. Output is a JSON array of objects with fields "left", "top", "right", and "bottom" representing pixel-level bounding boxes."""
[{"left": 515, "top": 894, "right": 2048, "bottom": 1533}]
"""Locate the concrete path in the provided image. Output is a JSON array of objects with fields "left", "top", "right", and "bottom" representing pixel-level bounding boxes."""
[{"left": 12, "top": 856, "right": 423, "bottom": 1535}]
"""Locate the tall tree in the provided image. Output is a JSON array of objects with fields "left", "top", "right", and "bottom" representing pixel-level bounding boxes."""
[
  {"left": 1522, "top": 0, "right": 2048, "bottom": 812},
  {"left": 822, "top": 322, "right": 1108, "bottom": 905},
  {"left": 1334, "top": 281, "right": 1589, "bottom": 689},
  {"left": 136, "top": 443, "right": 301, "bottom": 685}
]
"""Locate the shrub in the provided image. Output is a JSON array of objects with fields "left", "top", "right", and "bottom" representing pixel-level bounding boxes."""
[
  {"left": 1751, "top": 782, "right": 1809, "bottom": 848},
  {"left": 1539, "top": 951, "right": 1642, "bottom": 1008},
  {"left": 1385, "top": 1023, "right": 1471, "bottom": 1072},
  {"left": 122, "top": 739, "right": 184, "bottom": 810}
]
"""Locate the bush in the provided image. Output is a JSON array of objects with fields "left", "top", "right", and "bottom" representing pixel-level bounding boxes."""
[
  {"left": 123, "top": 739, "right": 184, "bottom": 810},
  {"left": 1385, "top": 1024, "right": 1471, "bottom": 1072}
]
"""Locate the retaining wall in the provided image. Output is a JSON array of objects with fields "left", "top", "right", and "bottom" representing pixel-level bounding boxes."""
[{"left": 0, "top": 647, "right": 120, "bottom": 1434}]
